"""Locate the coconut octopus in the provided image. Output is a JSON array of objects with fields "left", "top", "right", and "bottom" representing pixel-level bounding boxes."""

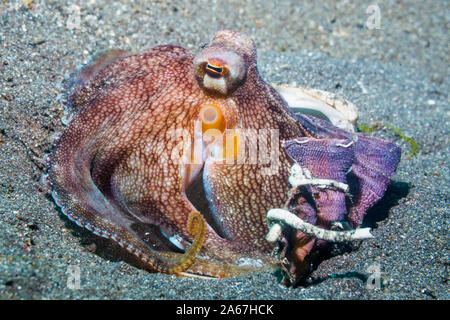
[{"left": 46, "top": 30, "right": 401, "bottom": 285}]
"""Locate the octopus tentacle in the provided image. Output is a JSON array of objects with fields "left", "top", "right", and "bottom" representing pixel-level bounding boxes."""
[
  {"left": 164, "top": 211, "right": 206, "bottom": 274},
  {"left": 53, "top": 186, "right": 205, "bottom": 274},
  {"left": 179, "top": 257, "right": 273, "bottom": 278}
]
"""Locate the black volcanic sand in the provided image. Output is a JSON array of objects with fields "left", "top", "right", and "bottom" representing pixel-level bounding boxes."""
[{"left": 0, "top": 0, "right": 448, "bottom": 299}]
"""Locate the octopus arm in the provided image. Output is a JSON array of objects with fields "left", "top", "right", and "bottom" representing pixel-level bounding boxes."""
[
  {"left": 50, "top": 145, "right": 206, "bottom": 275},
  {"left": 68, "top": 45, "right": 191, "bottom": 112},
  {"left": 51, "top": 81, "right": 206, "bottom": 275}
]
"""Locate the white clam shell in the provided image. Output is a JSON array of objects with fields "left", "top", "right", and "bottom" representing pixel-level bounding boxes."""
[{"left": 274, "top": 84, "right": 358, "bottom": 132}]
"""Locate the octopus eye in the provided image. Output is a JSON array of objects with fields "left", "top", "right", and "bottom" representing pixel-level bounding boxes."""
[
  {"left": 193, "top": 50, "right": 245, "bottom": 95},
  {"left": 205, "top": 63, "right": 226, "bottom": 77}
]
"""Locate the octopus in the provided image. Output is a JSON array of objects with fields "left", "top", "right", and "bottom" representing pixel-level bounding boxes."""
[{"left": 46, "top": 30, "right": 401, "bottom": 285}]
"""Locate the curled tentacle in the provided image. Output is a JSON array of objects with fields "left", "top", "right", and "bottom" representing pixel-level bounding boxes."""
[{"left": 163, "top": 211, "right": 206, "bottom": 274}]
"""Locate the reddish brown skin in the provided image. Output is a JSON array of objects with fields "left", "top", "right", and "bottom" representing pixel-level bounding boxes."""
[{"left": 49, "top": 30, "right": 312, "bottom": 277}]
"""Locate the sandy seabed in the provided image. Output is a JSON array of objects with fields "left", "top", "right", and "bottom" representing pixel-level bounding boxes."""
[{"left": 0, "top": 0, "right": 448, "bottom": 299}]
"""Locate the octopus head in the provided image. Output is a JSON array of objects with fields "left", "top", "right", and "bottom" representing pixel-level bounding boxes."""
[{"left": 193, "top": 30, "right": 256, "bottom": 96}]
